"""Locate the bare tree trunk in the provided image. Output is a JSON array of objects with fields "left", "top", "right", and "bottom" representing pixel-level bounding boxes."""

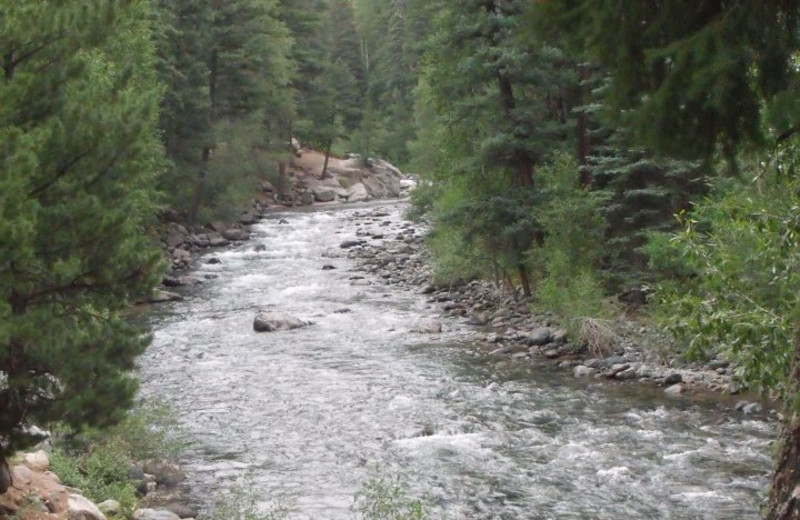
[{"left": 321, "top": 137, "right": 333, "bottom": 179}]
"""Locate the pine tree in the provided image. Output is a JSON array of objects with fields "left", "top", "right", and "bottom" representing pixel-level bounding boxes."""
[
  {"left": 157, "top": 0, "right": 293, "bottom": 224},
  {"left": 413, "top": 0, "right": 576, "bottom": 295},
  {"left": 0, "top": 0, "right": 163, "bottom": 467},
  {"left": 536, "top": 1, "right": 800, "bottom": 166}
]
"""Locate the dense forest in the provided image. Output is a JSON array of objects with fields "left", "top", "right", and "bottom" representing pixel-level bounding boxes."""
[{"left": 3, "top": 1, "right": 800, "bottom": 518}]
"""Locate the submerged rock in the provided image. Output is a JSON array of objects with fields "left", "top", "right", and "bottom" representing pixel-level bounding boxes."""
[
  {"left": 414, "top": 319, "right": 442, "bottom": 333},
  {"left": 253, "top": 312, "right": 308, "bottom": 332}
]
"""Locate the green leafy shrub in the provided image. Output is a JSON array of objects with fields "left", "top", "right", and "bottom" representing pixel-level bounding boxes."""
[
  {"left": 354, "top": 477, "right": 429, "bottom": 520},
  {"left": 531, "top": 154, "right": 614, "bottom": 347},
  {"left": 50, "top": 438, "right": 138, "bottom": 516},
  {"left": 205, "top": 479, "right": 293, "bottom": 520},
  {"left": 49, "top": 399, "right": 186, "bottom": 517},
  {"left": 647, "top": 170, "right": 800, "bottom": 403}
]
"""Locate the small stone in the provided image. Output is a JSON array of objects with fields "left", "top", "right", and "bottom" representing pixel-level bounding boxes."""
[
  {"left": 467, "top": 313, "right": 489, "bottom": 326},
  {"left": 321, "top": 264, "right": 336, "bottom": 270},
  {"left": 339, "top": 240, "right": 363, "bottom": 249},
  {"left": 743, "top": 402, "right": 763, "bottom": 414},
  {"left": 664, "top": 384, "right": 684, "bottom": 396},
  {"left": 98, "top": 500, "right": 122, "bottom": 516},
  {"left": 573, "top": 365, "right": 596, "bottom": 378},
  {"left": 414, "top": 320, "right": 442, "bottom": 333},
  {"left": 544, "top": 349, "right": 560, "bottom": 359},
  {"left": 206, "top": 258, "right": 222, "bottom": 264},
  {"left": 551, "top": 329, "right": 569, "bottom": 344},
  {"left": 133, "top": 509, "right": 180, "bottom": 520},
  {"left": 527, "top": 328, "right": 552, "bottom": 346},
  {"left": 163, "top": 504, "right": 197, "bottom": 519},
  {"left": 605, "top": 363, "right": 630, "bottom": 378},
  {"left": 664, "top": 373, "right": 683, "bottom": 385}
]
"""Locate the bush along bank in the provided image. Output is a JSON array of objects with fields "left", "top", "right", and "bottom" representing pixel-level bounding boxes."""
[
  {"left": 0, "top": 401, "right": 196, "bottom": 520},
  {"left": 343, "top": 206, "right": 772, "bottom": 417}
]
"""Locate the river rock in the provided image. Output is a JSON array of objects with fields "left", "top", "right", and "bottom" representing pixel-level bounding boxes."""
[
  {"left": 664, "top": 373, "right": 683, "bottom": 385},
  {"left": 467, "top": 313, "right": 489, "bottom": 326},
  {"left": 340, "top": 240, "right": 364, "bottom": 249},
  {"left": 150, "top": 290, "right": 183, "bottom": 303},
  {"left": 573, "top": 365, "right": 596, "bottom": 378},
  {"left": 664, "top": 383, "right": 684, "bottom": 396},
  {"left": 526, "top": 328, "right": 551, "bottom": 346},
  {"left": 68, "top": 494, "right": 107, "bottom": 520},
  {"left": 239, "top": 211, "right": 259, "bottom": 225},
  {"left": 133, "top": 509, "right": 180, "bottom": 520},
  {"left": 142, "top": 460, "right": 185, "bottom": 487},
  {"left": 97, "top": 500, "right": 121, "bottom": 516},
  {"left": 346, "top": 183, "right": 369, "bottom": 203},
  {"left": 298, "top": 191, "right": 315, "bottom": 206},
  {"left": 22, "top": 450, "right": 49, "bottom": 471},
  {"left": 414, "top": 320, "right": 442, "bottom": 333},
  {"left": 164, "top": 503, "right": 197, "bottom": 519},
  {"left": 222, "top": 228, "right": 248, "bottom": 241},
  {"left": 253, "top": 312, "right": 308, "bottom": 332},
  {"left": 313, "top": 188, "right": 337, "bottom": 203}
]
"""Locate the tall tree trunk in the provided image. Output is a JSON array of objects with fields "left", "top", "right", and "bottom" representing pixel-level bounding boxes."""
[
  {"left": 576, "top": 64, "right": 592, "bottom": 187},
  {"left": 188, "top": 147, "right": 210, "bottom": 228},
  {"left": 496, "top": 71, "right": 534, "bottom": 188},
  {"left": 3, "top": 49, "right": 14, "bottom": 80},
  {"left": 277, "top": 161, "right": 287, "bottom": 201},
  {"left": 766, "top": 332, "right": 800, "bottom": 520},
  {"left": 321, "top": 137, "right": 333, "bottom": 179}
]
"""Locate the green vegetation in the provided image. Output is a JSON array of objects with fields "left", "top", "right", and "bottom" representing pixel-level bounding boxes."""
[
  {"left": 49, "top": 399, "right": 187, "bottom": 517},
  {"left": 0, "top": 0, "right": 164, "bottom": 461},
  {"left": 354, "top": 477, "right": 429, "bottom": 520},
  {"left": 4, "top": 0, "right": 800, "bottom": 516},
  {"left": 206, "top": 478, "right": 293, "bottom": 520}
]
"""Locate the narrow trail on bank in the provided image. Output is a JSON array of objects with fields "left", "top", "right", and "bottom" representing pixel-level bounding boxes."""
[{"left": 141, "top": 202, "right": 773, "bottom": 520}]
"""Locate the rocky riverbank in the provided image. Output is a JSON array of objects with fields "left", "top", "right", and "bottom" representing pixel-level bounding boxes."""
[
  {"left": 151, "top": 151, "right": 415, "bottom": 302},
  {"left": 340, "top": 206, "right": 771, "bottom": 416},
  {"left": 0, "top": 451, "right": 195, "bottom": 520}
]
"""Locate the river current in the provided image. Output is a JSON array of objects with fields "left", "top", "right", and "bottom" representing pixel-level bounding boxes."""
[{"left": 141, "top": 203, "right": 773, "bottom": 520}]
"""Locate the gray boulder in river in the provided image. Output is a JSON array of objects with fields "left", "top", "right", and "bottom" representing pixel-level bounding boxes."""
[{"left": 253, "top": 312, "right": 308, "bottom": 332}]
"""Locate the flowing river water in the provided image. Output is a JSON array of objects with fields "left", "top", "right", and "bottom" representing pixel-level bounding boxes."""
[{"left": 140, "top": 202, "right": 774, "bottom": 520}]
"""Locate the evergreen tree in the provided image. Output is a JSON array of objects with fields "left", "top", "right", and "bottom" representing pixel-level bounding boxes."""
[
  {"left": 535, "top": 1, "right": 800, "bottom": 166},
  {"left": 157, "top": 0, "right": 293, "bottom": 224},
  {"left": 413, "top": 0, "right": 576, "bottom": 295},
  {"left": 0, "top": 0, "right": 163, "bottom": 468}
]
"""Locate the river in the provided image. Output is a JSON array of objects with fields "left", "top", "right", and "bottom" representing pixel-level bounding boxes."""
[{"left": 140, "top": 202, "right": 774, "bottom": 520}]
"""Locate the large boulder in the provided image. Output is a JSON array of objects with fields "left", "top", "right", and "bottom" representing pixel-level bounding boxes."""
[
  {"left": 313, "top": 188, "right": 336, "bottom": 203},
  {"left": 222, "top": 228, "right": 248, "bottom": 241},
  {"left": 298, "top": 191, "right": 315, "bottom": 206},
  {"left": 68, "top": 494, "right": 107, "bottom": 520},
  {"left": 22, "top": 450, "right": 49, "bottom": 472},
  {"left": 346, "top": 183, "right": 369, "bottom": 203},
  {"left": 253, "top": 312, "right": 308, "bottom": 332}
]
